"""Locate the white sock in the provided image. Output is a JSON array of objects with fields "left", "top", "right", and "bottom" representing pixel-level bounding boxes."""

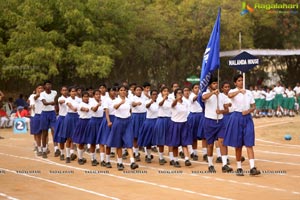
[
  {"left": 185, "top": 156, "right": 189, "bottom": 161},
  {"left": 188, "top": 145, "right": 193, "bottom": 154},
  {"left": 221, "top": 155, "right": 227, "bottom": 166},
  {"left": 100, "top": 152, "right": 105, "bottom": 161},
  {"left": 193, "top": 149, "right": 198, "bottom": 156},
  {"left": 178, "top": 146, "right": 183, "bottom": 152},
  {"left": 216, "top": 147, "right": 221, "bottom": 157},
  {"left": 159, "top": 152, "right": 164, "bottom": 160},
  {"left": 43, "top": 147, "right": 47, "bottom": 153},
  {"left": 90, "top": 152, "right": 95, "bottom": 160},
  {"left": 111, "top": 147, "right": 115, "bottom": 153},
  {"left": 38, "top": 146, "right": 42, "bottom": 152},
  {"left": 70, "top": 149, "right": 74, "bottom": 154},
  {"left": 133, "top": 147, "right": 139, "bottom": 156},
  {"left": 60, "top": 149, "right": 64, "bottom": 155},
  {"left": 237, "top": 161, "right": 242, "bottom": 169},
  {"left": 130, "top": 157, "right": 135, "bottom": 164},
  {"left": 169, "top": 152, "right": 174, "bottom": 160},
  {"left": 96, "top": 144, "right": 100, "bottom": 149},
  {"left": 66, "top": 148, "right": 70, "bottom": 157},
  {"left": 146, "top": 149, "right": 151, "bottom": 158},
  {"left": 249, "top": 159, "right": 255, "bottom": 169},
  {"left": 202, "top": 148, "right": 207, "bottom": 155},
  {"left": 87, "top": 144, "right": 91, "bottom": 149},
  {"left": 54, "top": 146, "right": 58, "bottom": 152},
  {"left": 174, "top": 157, "right": 178, "bottom": 162},
  {"left": 208, "top": 156, "right": 213, "bottom": 166},
  {"left": 117, "top": 158, "right": 122, "bottom": 164},
  {"left": 106, "top": 155, "right": 110, "bottom": 163},
  {"left": 144, "top": 147, "right": 147, "bottom": 153},
  {"left": 78, "top": 149, "right": 83, "bottom": 159}
]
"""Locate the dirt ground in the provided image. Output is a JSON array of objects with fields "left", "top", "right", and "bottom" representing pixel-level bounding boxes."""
[{"left": 0, "top": 116, "right": 299, "bottom": 200}]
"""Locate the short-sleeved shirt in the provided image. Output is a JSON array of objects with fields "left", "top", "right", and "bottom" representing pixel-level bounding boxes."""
[
  {"left": 40, "top": 90, "right": 57, "bottom": 111},
  {"left": 229, "top": 88, "right": 255, "bottom": 112},
  {"left": 113, "top": 97, "right": 132, "bottom": 118}
]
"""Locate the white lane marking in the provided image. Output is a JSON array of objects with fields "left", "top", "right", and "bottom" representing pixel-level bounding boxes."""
[
  {"left": 0, "top": 167, "right": 120, "bottom": 200},
  {"left": 0, "top": 153, "right": 233, "bottom": 200},
  {"left": 255, "top": 150, "right": 300, "bottom": 157},
  {"left": 256, "top": 139, "right": 300, "bottom": 148},
  {"left": 0, "top": 193, "right": 19, "bottom": 200}
]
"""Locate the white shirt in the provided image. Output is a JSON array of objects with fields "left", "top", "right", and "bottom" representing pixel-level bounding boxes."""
[
  {"left": 273, "top": 86, "right": 284, "bottom": 95},
  {"left": 171, "top": 100, "right": 189, "bottom": 122},
  {"left": 78, "top": 101, "right": 92, "bottom": 119},
  {"left": 40, "top": 90, "right": 57, "bottom": 111},
  {"left": 131, "top": 96, "right": 146, "bottom": 113},
  {"left": 66, "top": 97, "right": 80, "bottom": 113},
  {"left": 286, "top": 90, "right": 295, "bottom": 98},
  {"left": 145, "top": 100, "right": 158, "bottom": 119},
  {"left": 229, "top": 88, "right": 255, "bottom": 112},
  {"left": 168, "top": 92, "right": 175, "bottom": 101},
  {"left": 113, "top": 97, "right": 132, "bottom": 118},
  {"left": 28, "top": 94, "right": 35, "bottom": 116},
  {"left": 259, "top": 90, "right": 266, "bottom": 99},
  {"left": 203, "top": 90, "right": 229, "bottom": 120},
  {"left": 157, "top": 96, "right": 172, "bottom": 117},
  {"left": 89, "top": 98, "right": 104, "bottom": 118},
  {"left": 34, "top": 94, "right": 44, "bottom": 115},
  {"left": 189, "top": 92, "right": 203, "bottom": 113},
  {"left": 103, "top": 96, "right": 116, "bottom": 115},
  {"left": 293, "top": 86, "right": 300, "bottom": 95},
  {"left": 265, "top": 91, "right": 275, "bottom": 101},
  {"left": 252, "top": 90, "right": 260, "bottom": 99},
  {"left": 58, "top": 96, "right": 68, "bottom": 116}
]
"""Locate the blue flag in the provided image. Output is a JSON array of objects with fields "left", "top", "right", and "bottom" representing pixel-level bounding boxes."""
[{"left": 198, "top": 8, "right": 221, "bottom": 109}]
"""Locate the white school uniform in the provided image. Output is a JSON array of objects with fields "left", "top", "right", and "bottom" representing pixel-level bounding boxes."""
[
  {"left": 131, "top": 96, "right": 146, "bottom": 113},
  {"left": 202, "top": 90, "right": 229, "bottom": 120},
  {"left": 89, "top": 98, "right": 104, "bottom": 117},
  {"left": 66, "top": 97, "right": 80, "bottom": 113},
  {"left": 171, "top": 100, "right": 189, "bottom": 122},
  {"left": 113, "top": 97, "right": 132, "bottom": 118},
  {"left": 40, "top": 90, "right": 57, "bottom": 111},
  {"left": 58, "top": 96, "right": 68, "bottom": 116},
  {"left": 157, "top": 96, "right": 172, "bottom": 117},
  {"left": 229, "top": 88, "right": 255, "bottom": 111}
]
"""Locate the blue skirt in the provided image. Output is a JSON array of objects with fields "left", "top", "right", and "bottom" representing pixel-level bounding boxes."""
[
  {"left": 131, "top": 113, "right": 146, "bottom": 138},
  {"left": 30, "top": 114, "right": 41, "bottom": 135},
  {"left": 54, "top": 116, "right": 66, "bottom": 143},
  {"left": 224, "top": 112, "right": 255, "bottom": 148},
  {"left": 61, "top": 113, "right": 79, "bottom": 139},
  {"left": 152, "top": 117, "right": 170, "bottom": 146},
  {"left": 188, "top": 112, "right": 203, "bottom": 140},
  {"left": 138, "top": 118, "right": 157, "bottom": 147},
  {"left": 223, "top": 113, "right": 232, "bottom": 127},
  {"left": 166, "top": 121, "right": 192, "bottom": 147},
  {"left": 106, "top": 117, "right": 133, "bottom": 148},
  {"left": 72, "top": 119, "right": 90, "bottom": 144},
  {"left": 40, "top": 111, "right": 56, "bottom": 131},
  {"left": 203, "top": 118, "right": 225, "bottom": 145},
  {"left": 96, "top": 115, "right": 115, "bottom": 145},
  {"left": 197, "top": 116, "right": 205, "bottom": 140},
  {"left": 85, "top": 117, "right": 103, "bottom": 145}
]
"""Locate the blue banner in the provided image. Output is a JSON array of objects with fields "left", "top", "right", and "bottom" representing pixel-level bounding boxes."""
[{"left": 198, "top": 8, "right": 221, "bottom": 109}]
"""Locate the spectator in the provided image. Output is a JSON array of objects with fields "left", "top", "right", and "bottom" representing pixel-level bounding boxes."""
[{"left": 14, "top": 94, "right": 27, "bottom": 107}]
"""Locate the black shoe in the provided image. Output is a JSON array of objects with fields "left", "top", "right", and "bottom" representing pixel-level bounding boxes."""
[
  {"left": 100, "top": 161, "right": 106, "bottom": 167},
  {"left": 117, "top": 163, "right": 124, "bottom": 171},
  {"left": 110, "top": 152, "right": 115, "bottom": 158},
  {"left": 37, "top": 151, "right": 42, "bottom": 157},
  {"left": 208, "top": 166, "right": 216, "bottom": 173},
  {"left": 134, "top": 153, "right": 141, "bottom": 162},
  {"left": 185, "top": 160, "right": 192, "bottom": 166},
  {"left": 250, "top": 167, "right": 261, "bottom": 176},
  {"left": 106, "top": 162, "right": 112, "bottom": 168},
  {"left": 78, "top": 159, "right": 85, "bottom": 165},
  {"left": 145, "top": 157, "right": 152, "bottom": 163},
  {"left": 241, "top": 156, "right": 246, "bottom": 162},
  {"left": 66, "top": 157, "right": 71, "bottom": 163},
  {"left": 70, "top": 153, "right": 77, "bottom": 161},
  {"left": 54, "top": 149, "right": 61, "bottom": 157},
  {"left": 216, "top": 157, "right": 222, "bottom": 163},
  {"left": 130, "top": 162, "right": 139, "bottom": 170},
  {"left": 179, "top": 151, "right": 185, "bottom": 159},
  {"left": 159, "top": 158, "right": 167, "bottom": 165},
  {"left": 236, "top": 168, "right": 244, "bottom": 176},
  {"left": 190, "top": 153, "right": 198, "bottom": 161},
  {"left": 91, "top": 159, "right": 99, "bottom": 166},
  {"left": 144, "top": 155, "right": 154, "bottom": 160},
  {"left": 203, "top": 154, "right": 208, "bottom": 162},
  {"left": 60, "top": 154, "right": 65, "bottom": 161},
  {"left": 124, "top": 149, "right": 129, "bottom": 156},
  {"left": 174, "top": 161, "right": 181, "bottom": 168},
  {"left": 82, "top": 157, "right": 87, "bottom": 163},
  {"left": 42, "top": 152, "right": 48, "bottom": 159},
  {"left": 170, "top": 160, "right": 175, "bottom": 166},
  {"left": 151, "top": 146, "right": 158, "bottom": 152},
  {"left": 122, "top": 153, "right": 127, "bottom": 160},
  {"left": 222, "top": 165, "right": 233, "bottom": 173}
]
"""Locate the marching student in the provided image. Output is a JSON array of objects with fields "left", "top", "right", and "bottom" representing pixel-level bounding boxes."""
[
  {"left": 62, "top": 87, "right": 80, "bottom": 163},
  {"left": 73, "top": 92, "right": 92, "bottom": 165},
  {"left": 224, "top": 74, "right": 261, "bottom": 176},
  {"left": 131, "top": 86, "right": 147, "bottom": 161},
  {"left": 31, "top": 84, "right": 44, "bottom": 156},
  {"left": 141, "top": 82, "right": 151, "bottom": 101},
  {"left": 97, "top": 87, "right": 117, "bottom": 168},
  {"left": 40, "top": 80, "right": 57, "bottom": 158},
  {"left": 152, "top": 86, "right": 172, "bottom": 165},
  {"left": 187, "top": 84, "right": 203, "bottom": 161},
  {"left": 286, "top": 86, "right": 296, "bottom": 117},
  {"left": 106, "top": 85, "right": 139, "bottom": 170},
  {"left": 138, "top": 89, "right": 159, "bottom": 163},
  {"left": 53, "top": 86, "right": 68, "bottom": 160},
  {"left": 167, "top": 88, "right": 192, "bottom": 168},
  {"left": 202, "top": 77, "right": 232, "bottom": 173},
  {"left": 85, "top": 90, "right": 104, "bottom": 166},
  {"left": 265, "top": 87, "right": 275, "bottom": 117},
  {"left": 273, "top": 82, "right": 284, "bottom": 117}
]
